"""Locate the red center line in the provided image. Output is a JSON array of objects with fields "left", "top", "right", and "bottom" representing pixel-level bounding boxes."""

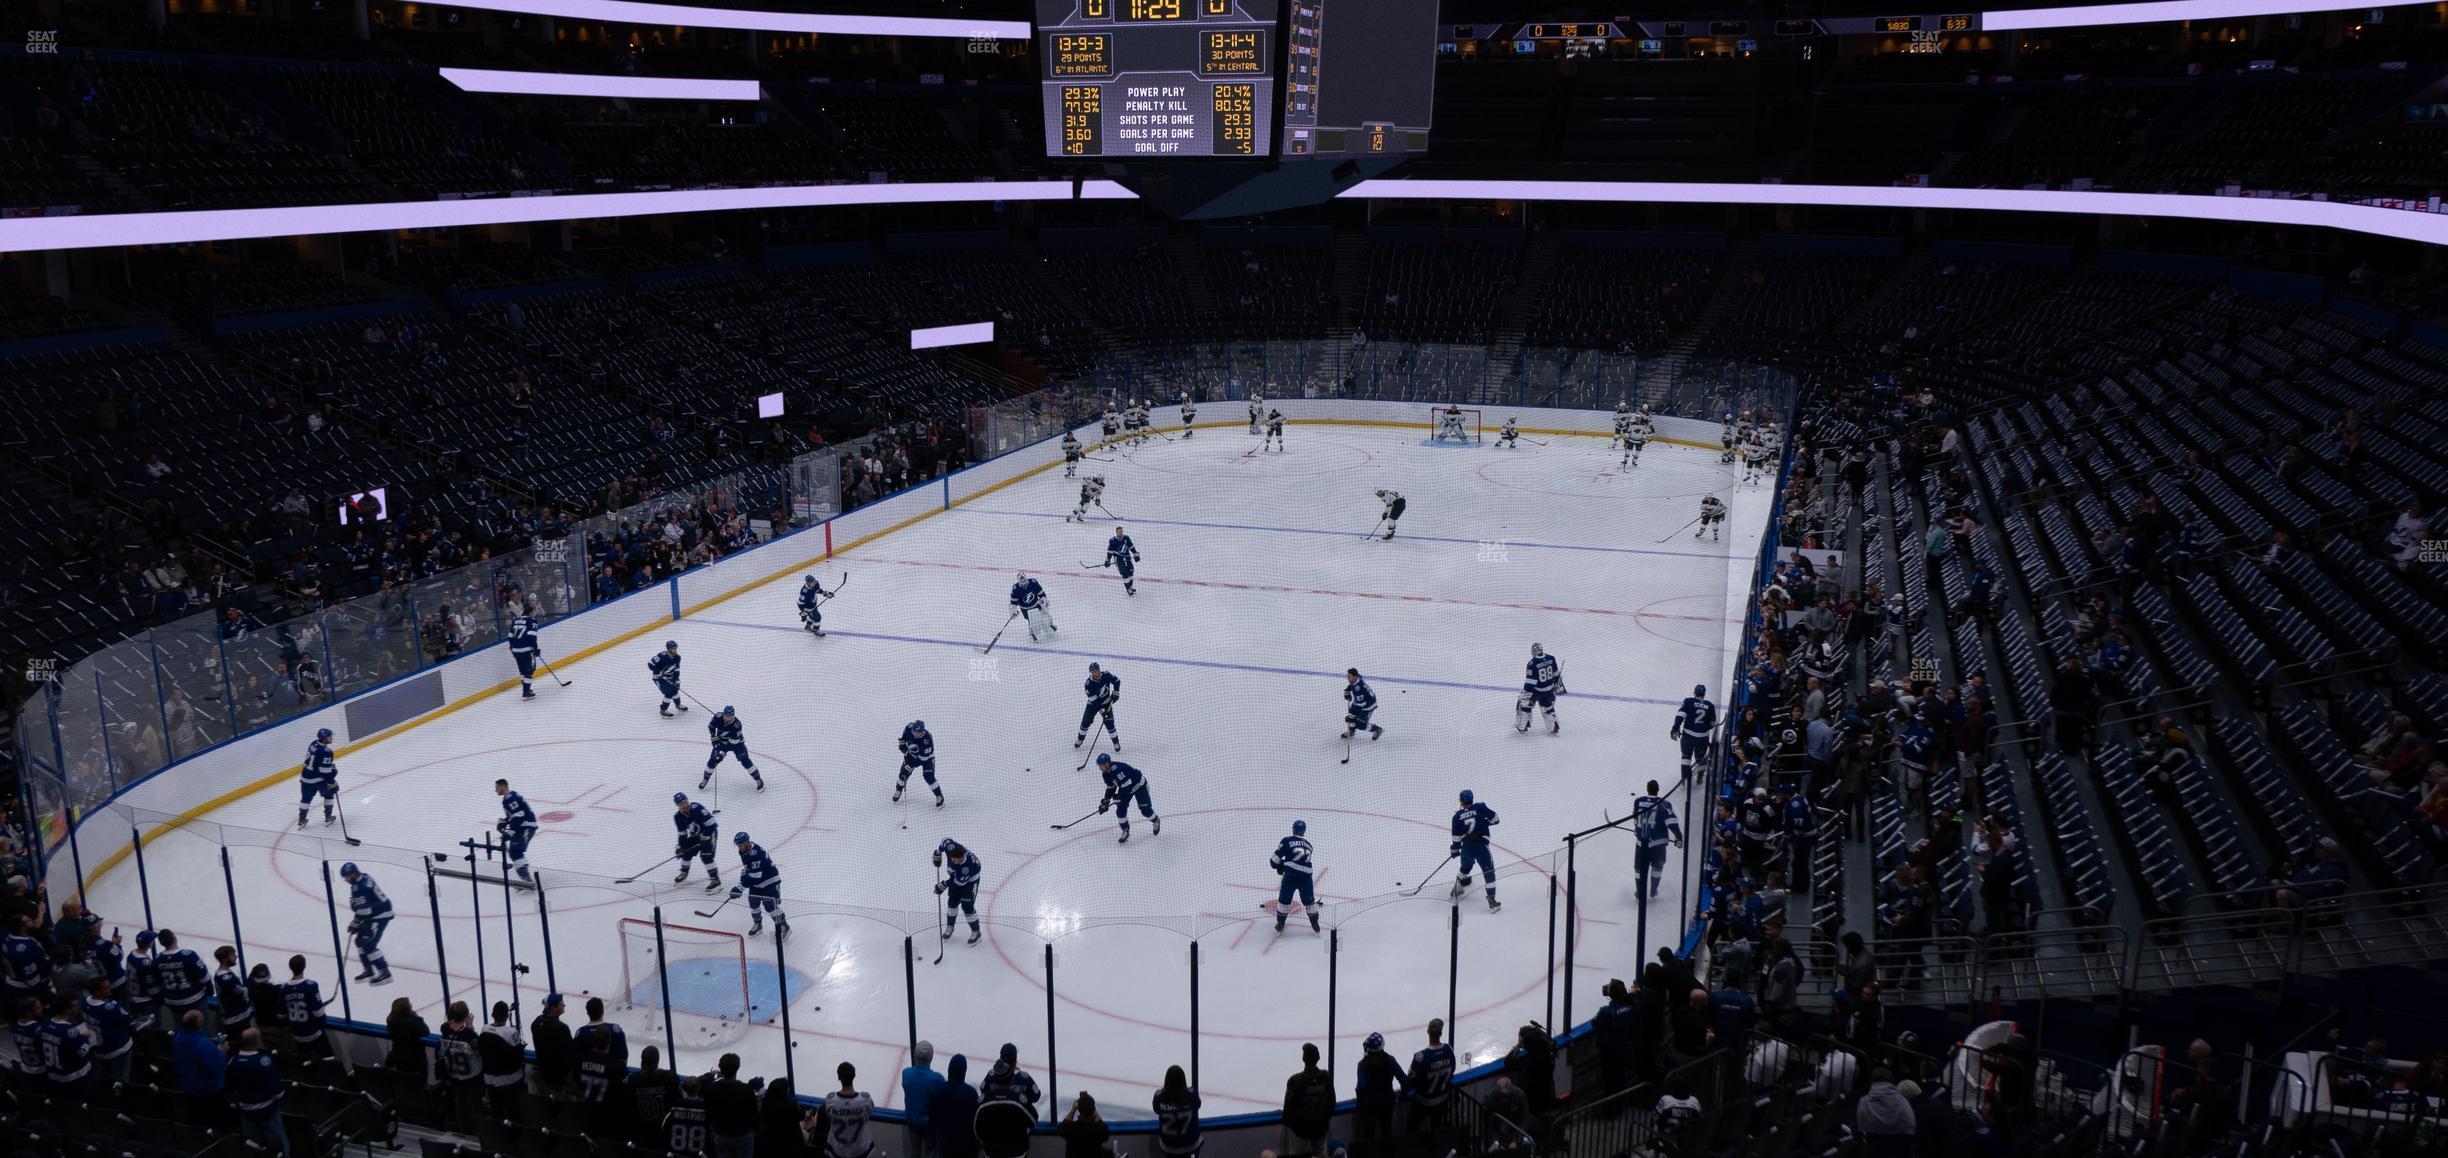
[{"left": 857, "top": 555, "right": 1735, "bottom": 623}]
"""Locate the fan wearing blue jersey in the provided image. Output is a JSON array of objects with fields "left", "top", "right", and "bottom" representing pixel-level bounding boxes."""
[
  {"left": 798, "top": 575, "right": 833, "bottom": 638},
  {"left": 1075, "top": 663, "right": 1120, "bottom": 749},
  {"left": 1105, "top": 528, "right": 1141, "bottom": 597},
  {"left": 340, "top": 863, "right": 395, "bottom": 985},
  {"left": 1343, "top": 669, "right": 1384, "bottom": 741},
  {"left": 1449, "top": 791, "right": 1501, "bottom": 912},
  {"left": 729, "top": 833, "right": 788, "bottom": 939},
  {"left": 298, "top": 728, "right": 339, "bottom": 829},
  {"left": 1270, "top": 821, "right": 1321, "bottom": 935},
  {"left": 895, "top": 721, "right": 944, "bottom": 807},
  {"left": 507, "top": 602, "right": 544, "bottom": 699},
  {"left": 495, "top": 779, "right": 539, "bottom": 882},
  {"left": 701, "top": 706, "right": 765, "bottom": 791},
  {"left": 1094, "top": 754, "right": 1161, "bottom": 844},
  {"left": 1669, "top": 686, "right": 1717, "bottom": 778},
  {"left": 670, "top": 793, "right": 722, "bottom": 891},
  {"left": 1629, "top": 780, "right": 1685, "bottom": 900},
  {"left": 648, "top": 640, "right": 686, "bottom": 717},
  {"left": 933, "top": 840, "right": 983, "bottom": 946},
  {"left": 1516, "top": 644, "right": 1565, "bottom": 735}
]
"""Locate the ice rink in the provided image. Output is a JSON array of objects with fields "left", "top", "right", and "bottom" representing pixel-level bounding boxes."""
[{"left": 82, "top": 417, "right": 1769, "bottom": 1118}]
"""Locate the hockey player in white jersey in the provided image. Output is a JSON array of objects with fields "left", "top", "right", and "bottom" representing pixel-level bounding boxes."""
[
  {"left": 1696, "top": 495, "right": 1726, "bottom": 540},
  {"left": 1178, "top": 392, "right": 1197, "bottom": 439},
  {"left": 1613, "top": 401, "right": 1633, "bottom": 449},
  {"left": 1102, "top": 407, "right": 1120, "bottom": 440},
  {"left": 1263, "top": 409, "right": 1286, "bottom": 452},
  {"left": 1629, "top": 780, "right": 1684, "bottom": 899},
  {"left": 1067, "top": 476, "right": 1107, "bottom": 524},
  {"left": 1516, "top": 644, "right": 1564, "bottom": 735},
  {"left": 1497, "top": 417, "right": 1521, "bottom": 449},
  {"left": 1011, "top": 573, "right": 1057, "bottom": 641},
  {"left": 1061, "top": 431, "right": 1083, "bottom": 478},
  {"left": 1248, "top": 390, "right": 1266, "bottom": 434},
  {"left": 895, "top": 720, "right": 944, "bottom": 807},
  {"left": 1270, "top": 820, "right": 1321, "bottom": 934},
  {"left": 1435, "top": 406, "right": 1470, "bottom": 443},
  {"left": 1742, "top": 440, "right": 1773, "bottom": 484},
  {"left": 1372, "top": 490, "right": 1407, "bottom": 540}
]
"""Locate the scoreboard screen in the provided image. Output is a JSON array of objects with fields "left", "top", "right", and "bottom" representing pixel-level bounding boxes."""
[
  {"left": 1281, "top": 0, "right": 1438, "bottom": 157},
  {"left": 1038, "top": 0, "right": 1279, "bottom": 157}
]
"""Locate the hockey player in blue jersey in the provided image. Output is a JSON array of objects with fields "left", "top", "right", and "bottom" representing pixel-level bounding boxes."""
[
  {"left": 1449, "top": 790, "right": 1501, "bottom": 912},
  {"left": 1270, "top": 820, "right": 1321, "bottom": 934},
  {"left": 1094, "top": 753, "right": 1161, "bottom": 844},
  {"left": 729, "top": 833, "right": 788, "bottom": 939},
  {"left": 339, "top": 863, "right": 395, "bottom": 985},
  {"left": 648, "top": 640, "right": 686, "bottom": 717},
  {"left": 1670, "top": 686, "right": 1717, "bottom": 777},
  {"left": 798, "top": 575, "right": 833, "bottom": 637},
  {"left": 1516, "top": 644, "right": 1565, "bottom": 735},
  {"left": 671, "top": 793, "right": 722, "bottom": 891},
  {"left": 1629, "top": 780, "right": 1684, "bottom": 900},
  {"left": 1076, "top": 662, "right": 1120, "bottom": 749},
  {"left": 507, "top": 602, "right": 544, "bottom": 699},
  {"left": 1343, "top": 669, "right": 1384, "bottom": 741},
  {"left": 895, "top": 720, "right": 944, "bottom": 807},
  {"left": 701, "top": 706, "right": 765, "bottom": 791},
  {"left": 1105, "top": 528, "right": 1141, "bottom": 597},
  {"left": 1012, "top": 573, "right": 1057, "bottom": 641},
  {"left": 933, "top": 839, "right": 983, "bottom": 946},
  {"left": 298, "top": 727, "right": 339, "bottom": 828},
  {"left": 495, "top": 779, "right": 538, "bottom": 882}
]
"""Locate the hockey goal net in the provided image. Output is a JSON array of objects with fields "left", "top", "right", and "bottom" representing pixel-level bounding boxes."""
[
  {"left": 1427, "top": 406, "right": 1484, "bottom": 444},
  {"left": 615, "top": 917, "right": 753, "bottom": 1047}
]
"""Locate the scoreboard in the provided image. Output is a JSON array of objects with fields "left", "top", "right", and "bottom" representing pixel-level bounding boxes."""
[
  {"left": 1281, "top": 0, "right": 1437, "bottom": 157},
  {"left": 1039, "top": 0, "right": 1279, "bottom": 157}
]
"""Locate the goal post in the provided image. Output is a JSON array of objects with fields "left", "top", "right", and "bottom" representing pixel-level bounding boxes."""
[
  {"left": 1428, "top": 406, "right": 1484, "bottom": 445},
  {"left": 615, "top": 917, "right": 753, "bottom": 1048}
]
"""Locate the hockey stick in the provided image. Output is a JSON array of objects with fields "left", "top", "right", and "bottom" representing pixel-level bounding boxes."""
[
  {"left": 1340, "top": 730, "right": 1354, "bottom": 766},
  {"left": 1074, "top": 726, "right": 1105, "bottom": 771},
  {"left": 1078, "top": 559, "right": 1111, "bottom": 570},
  {"left": 1050, "top": 801, "right": 1106, "bottom": 831},
  {"left": 978, "top": 612, "right": 1018, "bottom": 655},
  {"left": 1094, "top": 501, "right": 1125, "bottom": 521},
  {"left": 1080, "top": 455, "right": 1117, "bottom": 463},
  {"left": 693, "top": 892, "right": 737, "bottom": 920},
  {"left": 682, "top": 688, "right": 720, "bottom": 715},
  {"left": 1359, "top": 517, "right": 1388, "bottom": 540},
  {"left": 1655, "top": 515, "right": 1704, "bottom": 544},
  {"left": 817, "top": 572, "right": 850, "bottom": 604},
  {"left": 334, "top": 794, "right": 363, "bottom": 847},
  {"left": 538, "top": 655, "right": 572, "bottom": 688},
  {"left": 1397, "top": 854, "right": 1456, "bottom": 895},
  {"left": 615, "top": 855, "right": 677, "bottom": 885}
]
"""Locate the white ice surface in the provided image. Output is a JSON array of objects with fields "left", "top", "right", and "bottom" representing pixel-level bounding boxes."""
[{"left": 84, "top": 422, "right": 1768, "bottom": 1119}]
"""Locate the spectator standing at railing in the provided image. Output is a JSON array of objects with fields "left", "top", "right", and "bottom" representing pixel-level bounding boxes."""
[
  {"left": 1591, "top": 980, "right": 1637, "bottom": 1095},
  {"left": 934, "top": 1054, "right": 980, "bottom": 1158},
  {"left": 1281, "top": 1042, "right": 1334, "bottom": 1157},
  {"left": 1352, "top": 1031, "right": 1407, "bottom": 1143},
  {"left": 901, "top": 1040, "right": 945, "bottom": 1158}
]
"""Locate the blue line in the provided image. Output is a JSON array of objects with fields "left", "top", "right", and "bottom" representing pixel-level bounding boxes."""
[
  {"left": 698, "top": 619, "right": 1680, "bottom": 706},
  {"left": 951, "top": 507, "right": 1732, "bottom": 562}
]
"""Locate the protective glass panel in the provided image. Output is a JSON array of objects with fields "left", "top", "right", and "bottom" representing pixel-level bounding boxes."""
[
  {"left": 319, "top": 599, "right": 425, "bottom": 700},
  {"left": 152, "top": 619, "right": 231, "bottom": 760}
]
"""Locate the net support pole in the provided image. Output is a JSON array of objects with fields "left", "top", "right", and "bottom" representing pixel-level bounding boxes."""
[
  {"left": 535, "top": 878, "right": 559, "bottom": 996},
  {"left": 652, "top": 908, "right": 680, "bottom": 1067},
  {"left": 130, "top": 819, "right": 156, "bottom": 933},
  {"left": 1188, "top": 941, "right": 1200, "bottom": 1091},
  {"left": 1545, "top": 874, "right": 1558, "bottom": 1030},
  {"left": 903, "top": 936, "right": 918, "bottom": 1057},
  {"left": 1327, "top": 929, "right": 1339, "bottom": 1081},
  {"left": 773, "top": 927, "right": 796, "bottom": 1091},
  {"left": 426, "top": 864, "right": 452, "bottom": 1013},
  {"left": 321, "top": 860, "right": 353, "bottom": 1023},
  {"left": 1044, "top": 943, "right": 1058, "bottom": 1126},
  {"left": 1446, "top": 906, "right": 1459, "bottom": 1041},
  {"left": 1562, "top": 831, "right": 1577, "bottom": 1032}
]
